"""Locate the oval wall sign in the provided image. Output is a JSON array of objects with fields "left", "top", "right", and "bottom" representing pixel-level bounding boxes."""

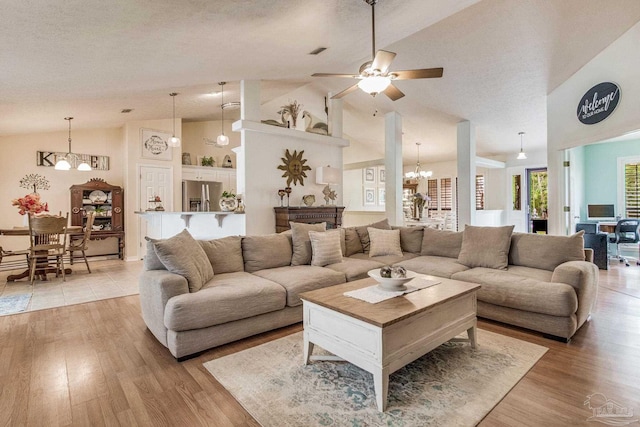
[{"left": 577, "top": 82, "right": 620, "bottom": 125}]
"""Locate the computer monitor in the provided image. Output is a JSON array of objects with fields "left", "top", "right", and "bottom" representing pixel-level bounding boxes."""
[{"left": 587, "top": 204, "right": 615, "bottom": 221}]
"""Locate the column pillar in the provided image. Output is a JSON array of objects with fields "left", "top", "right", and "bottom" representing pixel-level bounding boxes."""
[
  {"left": 457, "top": 121, "right": 476, "bottom": 229},
  {"left": 240, "top": 80, "right": 261, "bottom": 122},
  {"left": 385, "top": 111, "right": 403, "bottom": 226},
  {"left": 328, "top": 95, "right": 343, "bottom": 138}
]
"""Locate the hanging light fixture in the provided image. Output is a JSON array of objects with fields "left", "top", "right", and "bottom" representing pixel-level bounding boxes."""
[
  {"left": 216, "top": 82, "right": 230, "bottom": 146},
  {"left": 168, "top": 93, "right": 181, "bottom": 147},
  {"left": 517, "top": 131, "right": 527, "bottom": 160},
  {"left": 55, "top": 117, "right": 91, "bottom": 171},
  {"left": 405, "top": 142, "right": 432, "bottom": 179}
]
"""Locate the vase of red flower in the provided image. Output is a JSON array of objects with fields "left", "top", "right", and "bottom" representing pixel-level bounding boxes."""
[{"left": 11, "top": 193, "right": 49, "bottom": 220}]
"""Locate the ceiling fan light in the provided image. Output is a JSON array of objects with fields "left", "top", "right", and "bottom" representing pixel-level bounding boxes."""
[
  {"left": 168, "top": 135, "right": 181, "bottom": 148},
  {"left": 77, "top": 161, "right": 92, "bottom": 171},
  {"left": 216, "top": 134, "right": 229, "bottom": 146},
  {"left": 358, "top": 75, "right": 391, "bottom": 94},
  {"left": 55, "top": 157, "right": 71, "bottom": 171}
]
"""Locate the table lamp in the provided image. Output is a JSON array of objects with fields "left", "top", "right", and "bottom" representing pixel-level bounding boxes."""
[{"left": 316, "top": 166, "right": 341, "bottom": 205}]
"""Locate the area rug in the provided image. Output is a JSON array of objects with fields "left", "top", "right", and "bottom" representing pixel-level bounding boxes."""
[
  {"left": 0, "top": 294, "right": 31, "bottom": 316},
  {"left": 204, "top": 330, "right": 547, "bottom": 427}
]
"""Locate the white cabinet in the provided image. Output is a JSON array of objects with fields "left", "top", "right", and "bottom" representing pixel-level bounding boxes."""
[{"left": 182, "top": 166, "right": 236, "bottom": 189}]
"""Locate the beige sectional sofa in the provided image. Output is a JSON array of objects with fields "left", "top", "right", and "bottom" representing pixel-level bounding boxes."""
[{"left": 139, "top": 220, "right": 598, "bottom": 359}]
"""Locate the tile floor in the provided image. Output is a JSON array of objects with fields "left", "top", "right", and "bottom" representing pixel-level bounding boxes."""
[{"left": 0, "top": 258, "right": 143, "bottom": 313}]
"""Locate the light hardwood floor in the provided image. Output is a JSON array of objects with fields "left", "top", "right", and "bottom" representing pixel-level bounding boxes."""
[{"left": 0, "top": 262, "right": 639, "bottom": 426}]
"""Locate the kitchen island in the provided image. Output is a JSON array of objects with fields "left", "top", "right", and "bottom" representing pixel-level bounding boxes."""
[{"left": 135, "top": 211, "right": 246, "bottom": 240}]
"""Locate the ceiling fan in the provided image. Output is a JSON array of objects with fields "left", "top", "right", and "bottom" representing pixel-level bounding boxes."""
[{"left": 312, "top": 0, "right": 443, "bottom": 101}]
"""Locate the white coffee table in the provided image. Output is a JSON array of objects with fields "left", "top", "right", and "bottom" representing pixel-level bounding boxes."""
[{"left": 299, "top": 275, "right": 480, "bottom": 412}]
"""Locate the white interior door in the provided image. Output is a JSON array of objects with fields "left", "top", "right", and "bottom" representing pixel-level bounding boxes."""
[{"left": 138, "top": 165, "right": 172, "bottom": 259}]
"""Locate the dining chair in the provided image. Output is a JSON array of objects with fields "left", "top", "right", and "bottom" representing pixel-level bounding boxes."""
[
  {"left": 0, "top": 246, "right": 29, "bottom": 272},
  {"left": 68, "top": 211, "right": 95, "bottom": 273},
  {"left": 27, "top": 213, "right": 69, "bottom": 285}
]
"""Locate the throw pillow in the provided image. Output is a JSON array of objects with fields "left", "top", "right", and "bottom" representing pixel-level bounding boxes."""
[
  {"left": 457, "top": 225, "right": 515, "bottom": 270},
  {"left": 355, "top": 218, "right": 391, "bottom": 252},
  {"left": 143, "top": 239, "right": 166, "bottom": 270},
  {"left": 151, "top": 229, "right": 214, "bottom": 292},
  {"left": 420, "top": 227, "right": 464, "bottom": 258},
  {"left": 242, "top": 233, "right": 293, "bottom": 273},
  {"left": 368, "top": 227, "right": 403, "bottom": 257},
  {"left": 309, "top": 230, "right": 343, "bottom": 267},
  {"left": 392, "top": 225, "right": 424, "bottom": 254},
  {"left": 509, "top": 231, "right": 585, "bottom": 271},
  {"left": 199, "top": 236, "right": 245, "bottom": 274},
  {"left": 344, "top": 227, "right": 364, "bottom": 256},
  {"left": 290, "top": 222, "right": 327, "bottom": 265}
]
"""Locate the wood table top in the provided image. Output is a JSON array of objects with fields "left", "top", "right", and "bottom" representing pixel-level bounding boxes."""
[
  {"left": 0, "top": 226, "right": 82, "bottom": 236},
  {"left": 299, "top": 276, "right": 480, "bottom": 328}
]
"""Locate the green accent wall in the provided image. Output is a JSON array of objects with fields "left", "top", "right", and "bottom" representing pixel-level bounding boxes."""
[{"left": 583, "top": 139, "right": 640, "bottom": 219}]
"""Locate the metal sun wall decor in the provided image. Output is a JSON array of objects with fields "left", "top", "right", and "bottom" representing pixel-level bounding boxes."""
[
  {"left": 37, "top": 151, "right": 110, "bottom": 170},
  {"left": 278, "top": 149, "right": 311, "bottom": 187}
]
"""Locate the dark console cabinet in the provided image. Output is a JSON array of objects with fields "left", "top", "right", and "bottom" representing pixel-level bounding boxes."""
[{"left": 274, "top": 206, "right": 345, "bottom": 233}]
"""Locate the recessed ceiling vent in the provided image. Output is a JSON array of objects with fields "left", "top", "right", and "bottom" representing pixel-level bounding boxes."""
[
  {"left": 309, "top": 47, "right": 327, "bottom": 55},
  {"left": 121, "top": 109, "right": 133, "bottom": 113}
]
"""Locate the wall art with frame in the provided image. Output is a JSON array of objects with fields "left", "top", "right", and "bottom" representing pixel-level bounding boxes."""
[
  {"left": 363, "top": 167, "right": 376, "bottom": 184},
  {"left": 141, "top": 128, "right": 173, "bottom": 161},
  {"left": 364, "top": 187, "right": 376, "bottom": 206}
]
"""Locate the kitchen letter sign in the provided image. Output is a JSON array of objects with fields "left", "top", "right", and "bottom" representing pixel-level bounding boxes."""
[{"left": 577, "top": 82, "right": 620, "bottom": 125}]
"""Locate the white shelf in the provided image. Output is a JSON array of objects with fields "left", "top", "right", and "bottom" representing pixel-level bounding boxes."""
[{"left": 232, "top": 120, "right": 350, "bottom": 147}]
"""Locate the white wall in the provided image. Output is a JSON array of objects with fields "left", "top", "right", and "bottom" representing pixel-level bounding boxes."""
[
  {"left": 182, "top": 120, "right": 239, "bottom": 169},
  {"left": 547, "top": 22, "right": 640, "bottom": 234}
]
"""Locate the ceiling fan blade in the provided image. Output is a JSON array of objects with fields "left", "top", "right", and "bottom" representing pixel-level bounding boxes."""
[
  {"left": 392, "top": 68, "right": 444, "bottom": 80},
  {"left": 383, "top": 84, "right": 405, "bottom": 101},
  {"left": 331, "top": 84, "right": 360, "bottom": 99},
  {"left": 312, "top": 73, "right": 360, "bottom": 79},
  {"left": 371, "top": 50, "right": 396, "bottom": 73}
]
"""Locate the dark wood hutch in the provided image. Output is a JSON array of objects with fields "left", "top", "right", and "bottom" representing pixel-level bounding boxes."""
[{"left": 69, "top": 178, "right": 124, "bottom": 260}]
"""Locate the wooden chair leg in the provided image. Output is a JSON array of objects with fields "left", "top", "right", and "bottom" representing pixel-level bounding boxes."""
[
  {"left": 82, "top": 250, "right": 91, "bottom": 273},
  {"left": 29, "top": 258, "right": 36, "bottom": 285},
  {"left": 60, "top": 255, "right": 66, "bottom": 282}
]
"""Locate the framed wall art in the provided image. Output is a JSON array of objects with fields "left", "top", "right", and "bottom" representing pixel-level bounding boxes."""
[
  {"left": 141, "top": 128, "right": 173, "bottom": 161},
  {"left": 378, "top": 188, "right": 385, "bottom": 205},
  {"left": 363, "top": 167, "right": 376, "bottom": 184},
  {"left": 364, "top": 187, "right": 376, "bottom": 206},
  {"left": 378, "top": 167, "right": 386, "bottom": 183}
]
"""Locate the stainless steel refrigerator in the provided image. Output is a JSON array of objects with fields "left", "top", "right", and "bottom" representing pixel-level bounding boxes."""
[{"left": 182, "top": 180, "right": 223, "bottom": 212}]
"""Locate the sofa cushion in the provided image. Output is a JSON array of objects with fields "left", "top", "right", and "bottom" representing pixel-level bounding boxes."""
[
  {"left": 509, "top": 231, "right": 586, "bottom": 271},
  {"left": 395, "top": 255, "right": 470, "bottom": 278},
  {"left": 199, "top": 236, "right": 244, "bottom": 274},
  {"left": 325, "top": 257, "right": 385, "bottom": 281},
  {"left": 506, "top": 265, "right": 553, "bottom": 282},
  {"left": 143, "top": 239, "right": 166, "bottom": 270},
  {"left": 392, "top": 226, "right": 424, "bottom": 254},
  {"left": 344, "top": 227, "right": 364, "bottom": 256},
  {"left": 151, "top": 229, "right": 214, "bottom": 293},
  {"left": 290, "top": 222, "right": 327, "bottom": 265},
  {"left": 368, "top": 228, "right": 403, "bottom": 257},
  {"left": 451, "top": 268, "right": 578, "bottom": 317},
  {"left": 164, "top": 272, "right": 286, "bottom": 331},
  {"left": 457, "top": 225, "right": 514, "bottom": 270},
  {"left": 309, "top": 230, "right": 344, "bottom": 267},
  {"left": 349, "top": 252, "right": 418, "bottom": 265},
  {"left": 420, "top": 228, "right": 463, "bottom": 258},
  {"left": 253, "top": 266, "right": 346, "bottom": 307},
  {"left": 242, "top": 233, "right": 293, "bottom": 273},
  {"left": 355, "top": 219, "right": 391, "bottom": 252}
]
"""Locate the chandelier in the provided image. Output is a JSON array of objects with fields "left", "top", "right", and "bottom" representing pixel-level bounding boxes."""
[
  {"left": 405, "top": 142, "right": 432, "bottom": 179},
  {"left": 54, "top": 117, "right": 91, "bottom": 171}
]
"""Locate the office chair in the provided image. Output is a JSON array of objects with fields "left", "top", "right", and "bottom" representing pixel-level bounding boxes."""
[{"left": 608, "top": 218, "right": 640, "bottom": 267}]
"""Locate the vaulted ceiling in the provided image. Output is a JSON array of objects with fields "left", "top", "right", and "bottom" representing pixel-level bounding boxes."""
[{"left": 2, "top": 0, "right": 640, "bottom": 164}]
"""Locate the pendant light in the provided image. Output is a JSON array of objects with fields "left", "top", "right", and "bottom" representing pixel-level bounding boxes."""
[
  {"left": 55, "top": 117, "right": 91, "bottom": 171},
  {"left": 216, "top": 82, "right": 229, "bottom": 146},
  {"left": 168, "top": 93, "right": 181, "bottom": 148},
  {"left": 405, "top": 142, "right": 432, "bottom": 179},
  {"left": 517, "top": 131, "right": 527, "bottom": 160}
]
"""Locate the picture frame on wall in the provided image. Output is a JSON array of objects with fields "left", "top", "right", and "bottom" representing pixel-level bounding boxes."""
[
  {"left": 379, "top": 167, "right": 386, "bottom": 183},
  {"left": 363, "top": 167, "right": 376, "bottom": 184},
  {"left": 364, "top": 188, "right": 376, "bottom": 206},
  {"left": 378, "top": 188, "right": 385, "bottom": 205},
  {"left": 141, "top": 128, "right": 173, "bottom": 161}
]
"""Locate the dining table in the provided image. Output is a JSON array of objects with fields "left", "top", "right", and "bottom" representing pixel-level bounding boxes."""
[{"left": 0, "top": 225, "right": 81, "bottom": 282}]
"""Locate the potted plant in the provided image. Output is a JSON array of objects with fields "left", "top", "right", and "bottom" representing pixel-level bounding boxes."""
[{"left": 219, "top": 190, "right": 238, "bottom": 212}]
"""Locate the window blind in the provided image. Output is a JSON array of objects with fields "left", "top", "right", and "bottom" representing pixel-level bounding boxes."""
[
  {"left": 476, "top": 175, "right": 485, "bottom": 210},
  {"left": 441, "top": 178, "right": 452, "bottom": 211},
  {"left": 427, "top": 179, "right": 438, "bottom": 209},
  {"left": 625, "top": 162, "right": 640, "bottom": 218}
]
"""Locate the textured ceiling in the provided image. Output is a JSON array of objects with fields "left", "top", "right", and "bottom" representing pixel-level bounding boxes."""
[{"left": 1, "top": 0, "right": 639, "bottom": 164}]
